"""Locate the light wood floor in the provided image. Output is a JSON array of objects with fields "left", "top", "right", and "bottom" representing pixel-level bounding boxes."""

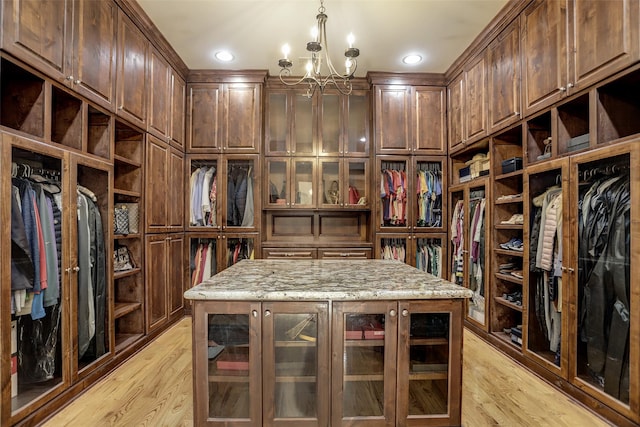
[{"left": 43, "top": 318, "right": 612, "bottom": 426}]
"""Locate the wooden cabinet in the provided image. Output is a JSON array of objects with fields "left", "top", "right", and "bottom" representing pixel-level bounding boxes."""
[
  {"left": 116, "top": 9, "right": 148, "bottom": 129},
  {"left": 319, "top": 90, "right": 370, "bottom": 157},
  {"left": 113, "top": 120, "right": 145, "bottom": 352},
  {"left": 448, "top": 178, "right": 490, "bottom": 330},
  {"left": 487, "top": 125, "right": 524, "bottom": 339},
  {"left": 373, "top": 85, "right": 412, "bottom": 153},
  {"left": 1, "top": 0, "right": 117, "bottom": 109},
  {"left": 192, "top": 297, "right": 463, "bottom": 427},
  {"left": 264, "top": 157, "right": 316, "bottom": 209},
  {"left": 145, "top": 233, "right": 185, "bottom": 333},
  {"left": 148, "top": 47, "right": 171, "bottom": 139},
  {"left": 414, "top": 86, "right": 447, "bottom": 154},
  {"left": 377, "top": 156, "right": 446, "bottom": 233},
  {"left": 447, "top": 73, "right": 465, "bottom": 152},
  {"left": 318, "top": 157, "right": 369, "bottom": 209},
  {"left": 447, "top": 52, "right": 487, "bottom": 152},
  {"left": 265, "top": 89, "right": 315, "bottom": 156},
  {"left": 522, "top": 0, "right": 639, "bottom": 117},
  {"left": 187, "top": 80, "right": 262, "bottom": 154},
  {"left": 170, "top": 69, "right": 186, "bottom": 148},
  {"left": 488, "top": 19, "right": 521, "bottom": 133},
  {"left": 2, "top": 132, "right": 112, "bottom": 424},
  {"left": 373, "top": 84, "right": 446, "bottom": 155},
  {"left": 465, "top": 52, "right": 488, "bottom": 143},
  {"left": 332, "top": 299, "right": 463, "bottom": 426},
  {"left": 145, "top": 135, "right": 183, "bottom": 233},
  {"left": 192, "top": 300, "right": 330, "bottom": 426},
  {"left": 187, "top": 154, "right": 260, "bottom": 231}
]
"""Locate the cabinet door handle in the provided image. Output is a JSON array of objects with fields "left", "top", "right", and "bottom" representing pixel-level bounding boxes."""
[
  {"left": 252, "top": 310, "right": 258, "bottom": 318},
  {"left": 389, "top": 309, "right": 397, "bottom": 317},
  {"left": 74, "top": 79, "right": 81, "bottom": 85},
  {"left": 402, "top": 309, "right": 409, "bottom": 317},
  {"left": 567, "top": 82, "right": 574, "bottom": 89},
  {"left": 264, "top": 310, "right": 272, "bottom": 317},
  {"left": 73, "top": 266, "right": 80, "bottom": 272},
  {"left": 559, "top": 86, "right": 566, "bottom": 92},
  {"left": 66, "top": 75, "right": 73, "bottom": 81}
]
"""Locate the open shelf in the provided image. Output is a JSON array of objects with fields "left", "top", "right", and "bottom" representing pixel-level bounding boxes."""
[
  {"left": 494, "top": 296, "right": 523, "bottom": 312},
  {"left": 557, "top": 93, "right": 590, "bottom": 155},
  {"left": 114, "top": 302, "right": 143, "bottom": 319},
  {"left": 596, "top": 69, "right": 640, "bottom": 145},
  {"left": 1, "top": 58, "right": 46, "bottom": 137}
]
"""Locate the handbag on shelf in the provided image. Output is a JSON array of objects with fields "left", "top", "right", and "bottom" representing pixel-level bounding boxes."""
[
  {"left": 114, "top": 205, "right": 130, "bottom": 235},
  {"left": 121, "top": 202, "right": 139, "bottom": 233},
  {"left": 113, "top": 245, "right": 135, "bottom": 272}
]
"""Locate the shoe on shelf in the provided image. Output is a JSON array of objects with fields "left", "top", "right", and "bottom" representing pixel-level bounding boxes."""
[
  {"left": 500, "top": 237, "right": 518, "bottom": 250},
  {"left": 510, "top": 270, "right": 523, "bottom": 279},
  {"left": 501, "top": 213, "right": 524, "bottom": 225},
  {"left": 507, "top": 239, "right": 524, "bottom": 251}
]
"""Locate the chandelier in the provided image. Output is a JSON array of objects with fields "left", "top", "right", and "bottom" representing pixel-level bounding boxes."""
[{"left": 277, "top": 0, "right": 360, "bottom": 97}]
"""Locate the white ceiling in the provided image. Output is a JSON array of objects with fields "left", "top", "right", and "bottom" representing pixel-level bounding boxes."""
[{"left": 137, "top": 0, "right": 508, "bottom": 77}]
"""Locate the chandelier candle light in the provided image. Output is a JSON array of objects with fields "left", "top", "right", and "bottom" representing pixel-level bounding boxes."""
[{"left": 278, "top": 0, "right": 360, "bottom": 97}]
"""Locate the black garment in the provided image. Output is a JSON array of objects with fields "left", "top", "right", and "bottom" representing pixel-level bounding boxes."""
[
  {"left": 11, "top": 186, "right": 34, "bottom": 290},
  {"left": 578, "top": 174, "right": 630, "bottom": 401}
]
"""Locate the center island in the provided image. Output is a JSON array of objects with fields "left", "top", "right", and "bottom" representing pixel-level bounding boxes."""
[{"left": 185, "top": 259, "right": 472, "bottom": 426}]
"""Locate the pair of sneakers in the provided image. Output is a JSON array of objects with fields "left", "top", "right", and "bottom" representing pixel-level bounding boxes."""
[{"left": 500, "top": 237, "right": 523, "bottom": 251}]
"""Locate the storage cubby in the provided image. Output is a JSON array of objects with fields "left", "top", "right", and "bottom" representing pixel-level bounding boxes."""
[
  {"left": 557, "top": 93, "right": 590, "bottom": 155},
  {"left": 1, "top": 58, "right": 45, "bottom": 137},
  {"left": 51, "top": 86, "right": 83, "bottom": 150},
  {"left": 87, "top": 106, "right": 112, "bottom": 159},
  {"left": 112, "top": 120, "right": 144, "bottom": 354},
  {"left": 449, "top": 140, "right": 490, "bottom": 185},
  {"left": 525, "top": 111, "right": 553, "bottom": 164},
  {"left": 596, "top": 70, "right": 640, "bottom": 145}
]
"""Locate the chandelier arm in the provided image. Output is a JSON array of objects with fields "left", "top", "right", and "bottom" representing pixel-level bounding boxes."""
[{"left": 279, "top": 68, "right": 319, "bottom": 87}]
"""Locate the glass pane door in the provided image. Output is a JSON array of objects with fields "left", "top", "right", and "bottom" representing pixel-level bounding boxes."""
[
  {"left": 346, "top": 159, "right": 368, "bottom": 207},
  {"left": 293, "top": 159, "right": 315, "bottom": 207},
  {"left": 575, "top": 152, "right": 631, "bottom": 404},
  {"left": 407, "top": 312, "right": 450, "bottom": 416},
  {"left": 467, "top": 185, "right": 487, "bottom": 325},
  {"left": 207, "top": 313, "right": 251, "bottom": 419},
  {"left": 320, "top": 93, "right": 340, "bottom": 155},
  {"left": 262, "top": 302, "right": 329, "bottom": 425},
  {"left": 332, "top": 301, "right": 397, "bottom": 425}
]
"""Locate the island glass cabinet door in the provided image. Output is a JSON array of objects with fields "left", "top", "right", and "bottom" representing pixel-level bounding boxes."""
[
  {"left": 261, "top": 302, "right": 330, "bottom": 426},
  {"left": 193, "top": 301, "right": 262, "bottom": 425},
  {"left": 396, "top": 300, "right": 463, "bottom": 426},
  {"left": 332, "top": 301, "right": 398, "bottom": 426}
]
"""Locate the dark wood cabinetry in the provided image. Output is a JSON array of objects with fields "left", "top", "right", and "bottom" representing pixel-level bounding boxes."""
[
  {"left": 145, "top": 234, "right": 185, "bottom": 333},
  {"left": 446, "top": 53, "right": 488, "bottom": 151},
  {"left": 148, "top": 47, "right": 171, "bottom": 139},
  {"left": 488, "top": 19, "right": 521, "bottom": 133},
  {"left": 187, "top": 73, "right": 265, "bottom": 154},
  {"left": 145, "top": 135, "right": 184, "bottom": 232},
  {"left": 116, "top": 9, "right": 148, "bottom": 128},
  {"left": 373, "top": 84, "right": 412, "bottom": 153},
  {"left": 522, "top": 0, "right": 639, "bottom": 117},
  {"left": 373, "top": 82, "right": 446, "bottom": 155},
  {"left": 1, "top": 0, "right": 117, "bottom": 109}
]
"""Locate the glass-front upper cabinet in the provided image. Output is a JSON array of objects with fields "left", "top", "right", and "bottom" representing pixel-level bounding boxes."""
[
  {"left": 570, "top": 144, "right": 638, "bottom": 419},
  {"left": 265, "top": 158, "right": 316, "bottom": 208},
  {"left": 266, "top": 91, "right": 314, "bottom": 156},
  {"left": 319, "top": 158, "right": 369, "bottom": 208},
  {"left": 262, "top": 302, "right": 330, "bottom": 426},
  {"left": 319, "top": 90, "right": 370, "bottom": 157}
]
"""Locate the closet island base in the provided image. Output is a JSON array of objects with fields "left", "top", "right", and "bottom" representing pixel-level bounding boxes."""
[{"left": 185, "top": 259, "right": 472, "bottom": 426}]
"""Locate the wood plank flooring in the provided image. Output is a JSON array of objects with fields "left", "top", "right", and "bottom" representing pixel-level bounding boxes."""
[{"left": 43, "top": 318, "right": 612, "bottom": 426}]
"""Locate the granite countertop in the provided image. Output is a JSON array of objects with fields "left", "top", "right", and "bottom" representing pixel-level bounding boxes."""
[{"left": 184, "top": 259, "right": 473, "bottom": 301}]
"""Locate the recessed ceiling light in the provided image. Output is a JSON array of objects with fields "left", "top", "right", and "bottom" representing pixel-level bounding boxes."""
[
  {"left": 402, "top": 54, "right": 422, "bottom": 65},
  {"left": 215, "top": 50, "right": 234, "bottom": 62}
]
